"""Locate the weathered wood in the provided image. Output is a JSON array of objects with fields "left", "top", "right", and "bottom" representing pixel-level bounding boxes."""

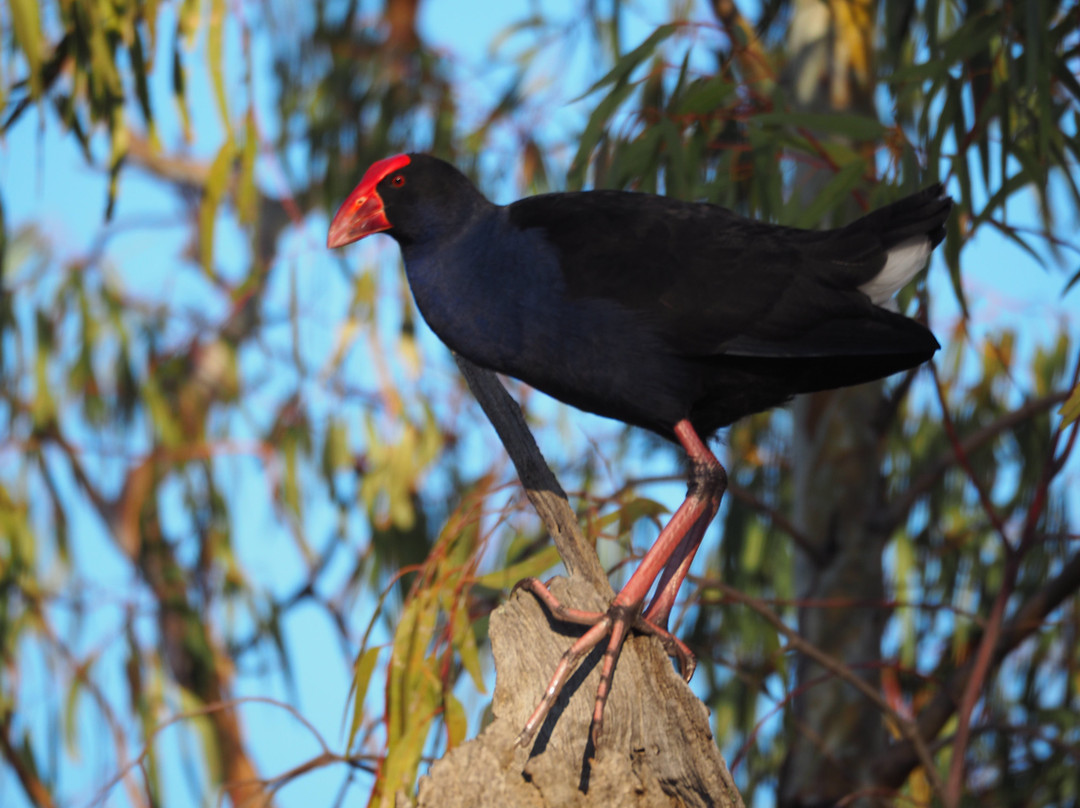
[
  {"left": 452, "top": 355, "right": 610, "bottom": 593},
  {"left": 410, "top": 358, "right": 744, "bottom": 808}
]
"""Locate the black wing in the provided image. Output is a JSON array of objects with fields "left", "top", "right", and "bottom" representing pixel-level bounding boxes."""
[{"left": 506, "top": 185, "right": 949, "bottom": 359}]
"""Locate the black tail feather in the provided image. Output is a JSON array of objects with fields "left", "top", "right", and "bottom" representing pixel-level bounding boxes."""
[{"left": 853, "top": 183, "right": 953, "bottom": 249}]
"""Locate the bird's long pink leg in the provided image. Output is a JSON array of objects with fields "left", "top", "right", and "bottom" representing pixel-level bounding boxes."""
[
  {"left": 642, "top": 513, "right": 712, "bottom": 627},
  {"left": 515, "top": 419, "right": 727, "bottom": 749},
  {"left": 643, "top": 423, "right": 726, "bottom": 626}
]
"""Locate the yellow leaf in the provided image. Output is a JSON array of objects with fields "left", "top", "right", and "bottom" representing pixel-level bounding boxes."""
[
  {"left": 1060, "top": 383, "right": 1080, "bottom": 425},
  {"left": 207, "top": 0, "right": 232, "bottom": 136},
  {"left": 473, "top": 545, "right": 562, "bottom": 590},
  {"left": 10, "top": 0, "right": 43, "bottom": 96},
  {"left": 345, "top": 646, "right": 382, "bottom": 754},
  {"left": 449, "top": 604, "right": 486, "bottom": 693},
  {"left": 198, "top": 139, "right": 236, "bottom": 276},
  {"left": 444, "top": 693, "right": 467, "bottom": 748}
]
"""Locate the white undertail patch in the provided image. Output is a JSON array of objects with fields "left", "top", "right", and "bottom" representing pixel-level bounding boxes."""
[{"left": 859, "top": 236, "right": 931, "bottom": 305}]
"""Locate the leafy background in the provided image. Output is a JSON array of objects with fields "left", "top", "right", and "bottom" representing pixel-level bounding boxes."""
[{"left": 1, "top": 0, "right": 1078, "bottom": 806}]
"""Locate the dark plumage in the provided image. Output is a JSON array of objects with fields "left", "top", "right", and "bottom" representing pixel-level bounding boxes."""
[
  {"left": 328, "top": 152, "right": 952, "bottom": 747},
  {"left": 329, "top": 154, "right": 947, "bottom": 439}
]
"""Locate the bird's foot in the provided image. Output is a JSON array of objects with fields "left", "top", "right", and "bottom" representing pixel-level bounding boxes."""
[{"left": 512, "top": 576, "right": 696, "bottom": 750}]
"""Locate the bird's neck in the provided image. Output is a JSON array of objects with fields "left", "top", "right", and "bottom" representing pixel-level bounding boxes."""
[{"left": 400, "top": 208, "right": 553, "bottom": 369}]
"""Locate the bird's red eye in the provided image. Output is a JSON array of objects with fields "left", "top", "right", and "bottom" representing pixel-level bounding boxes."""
[{"left": 391, "top": 174, "right": 406, "bottom": 187}]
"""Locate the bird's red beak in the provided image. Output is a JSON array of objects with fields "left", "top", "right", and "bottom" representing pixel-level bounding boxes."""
[{"left": 326, "top": 154, "right": 411, "bottom": 249}]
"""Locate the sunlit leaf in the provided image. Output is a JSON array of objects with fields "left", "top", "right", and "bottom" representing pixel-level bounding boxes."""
[
  {"left": 198, "top": 138, "right": 236, "bottom": 276},
  {"left": 1059, "top": 384, "right": 1080, "bottom": 426},
  {"left": 444, "top": 692, "right": 467, "bottom": 748},
  {"left": 207, "top": 0, "right": 231, "bottom": 136},
  {"left": 346, "top": 646, "right": 382, "bottom": 753},
  {"left": 449, "top": 603, "right": 485, "bottom": 693},
  {"left": 9, "top": 0, "right": 44, "bottom": 96},
  {"left": 473, "top": 545, "right": 561, "bottom": 590}
]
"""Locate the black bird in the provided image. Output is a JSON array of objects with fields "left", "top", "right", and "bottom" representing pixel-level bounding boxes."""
[{"left": 328, "top": 153, "right": 951, "bottom": 746}]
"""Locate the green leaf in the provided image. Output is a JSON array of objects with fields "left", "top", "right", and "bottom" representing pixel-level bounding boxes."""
[
  {"left": 787, "top": 159, "right": 866, "bottom": 229},
  {"left": 674, "top": 74, "right": 736, "bottom": 116},
  {"left": 972, "top": 171, "right": 1032, "bottom": 228},
  {"left": 740, "top": 520, "right": 766, "bottom": 574},
  {"left": 346, "top": 646, "right": 381, "bottom": 753},
  {"left": 237, "top": 116, "right": 258, "bottom": 224},
  {"left": 178, "top": 0, "right": 201, "bottom": 44},
  {"left": 573, "top": 24, "right": 678, "bottom": 101},
  {"left": 172, "top": 27, "right": 192, "bottom": 141},
  {"left": 660, "top": 119, "right": 687, "bottom": 199},
  {"left": 33, "top": 311, "right": 56, "bottom": 428},
  {"left": 753, "top": 111, "right": 888, "bottom": 141},
  {"left": 943, "top": 197, "right": 968, "bottom": 318},
  {"left": 87, "top": 11, "right": 123, "bottom": 103},
  {"left": 177, "top": 688, "right": 223, "bottom": 785},
  {"left": 569, "top": 81, "right": 636, "bottom": 190},
  {"left": 207, "top": 0, "right": 232, "bottom": 137},
  {"left": 608, "top": 127, "right": 662, "bottom": 188},
  {"left": 10, "top": 0, "right": 44, "bottom": 96},
  {"left": 1059, "top": 384, "right": 1080, "bottom": 426},
  {"left": 473, "top": 545, "right": 561, "bottom": 590},
  {"left": 449, "top": 604, "right": 485, "bottom": 693},
  {"left": 199, "top": 138, "right": 236, "bottom": 276},
  {"left": 388, "top": 595, "right": 421, "bottom": 745},
  {"left": 444, "top": 692, "right": 468, "bottom": 748},
  {"left": 892, "top": 533, "right": 917, "bottom": 667},
  {"left": 105, "top": 108, "right": 129, "bottom": 221},
  {"left": 64, "top": 669, "right": 84, "bottom": 757},
  {"left": 283, "top": 438, "right": 301, "bottom": 517},
  {"left": 889, "top": 12, "right": 1001, "bottom": 85},
  {"left": 950, "top": 78, "right": 973, "bottom": 219},
  {"left": 389, "top": 590, "right": 440, "bottom": 746},
  {"left": 381, "top": 684, "right": 438, "bottom": 808},
  {"left": 321, "top": 418, "right": 351, "bottom": 482},
  {"left": 885, "top": 58, "right": 946, "bottom": 85},
  {"left": 130, "top": 27, "right": 159, "bottom": 147}
]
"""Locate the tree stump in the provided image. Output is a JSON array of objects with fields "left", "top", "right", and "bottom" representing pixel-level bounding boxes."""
[
  {"left": 409, "top": 359, "right": 744, "bottom": 808},
  {"left": 412, "top": 576, "right": 744, "bottom": 808}
]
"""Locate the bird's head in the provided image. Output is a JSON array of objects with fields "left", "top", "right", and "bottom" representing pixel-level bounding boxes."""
[{"left": 327, "top": 153, "right": 488, "bottom": 250}]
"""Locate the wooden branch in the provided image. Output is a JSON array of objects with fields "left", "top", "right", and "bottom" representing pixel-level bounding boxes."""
[
  {"left": 410, "top": 357, "right": 744, "bottom": 808},
  {"left": 871, "top": 550, "right": 1080, "bottom": 789},
  {"left": 0, "top": 713, "right": 57, "bottom": 808},
  {"left": 453, "top": 354, "right": 610, "bottom": 592}
]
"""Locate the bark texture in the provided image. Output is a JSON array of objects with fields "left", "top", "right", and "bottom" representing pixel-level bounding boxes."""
[
  {"left": 408, "top": 359, "right": 744, "bottom": 808},
  {"left": 779, "top": 2, "right": 892, "bottom": 804}
]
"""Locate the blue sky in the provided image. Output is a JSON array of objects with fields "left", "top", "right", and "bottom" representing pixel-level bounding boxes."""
[{"left": 2, "top": 1, "right": 1078, "bottom": 807}]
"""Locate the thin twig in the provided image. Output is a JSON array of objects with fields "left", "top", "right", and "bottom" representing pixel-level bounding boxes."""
[
  {"left": 87, "top": 696, "right": 333, "bottom": 808},
  {"left": 871, "top": 550, "right": 1080, "bottom": 788},
  {"left": 884, "top": 390, "right": 1071, "bottom": 531},
  {"left": 928, "top": 361, "right": 1011, "bottom": 548},
  {"left": 716, "top": 583, "right": 947, "bottom": 802}
]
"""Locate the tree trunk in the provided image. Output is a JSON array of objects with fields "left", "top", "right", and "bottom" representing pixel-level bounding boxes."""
[
  {"left": 408, "top": 360, "right": 744, "bottom": 808},
  {"left": 778, "top": 1, "right": 892, "bottom": 805}
]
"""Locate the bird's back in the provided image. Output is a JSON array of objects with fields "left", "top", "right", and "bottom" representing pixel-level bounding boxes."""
[{"left": 502, "top": 185, "right": 950, "bottom": 438}]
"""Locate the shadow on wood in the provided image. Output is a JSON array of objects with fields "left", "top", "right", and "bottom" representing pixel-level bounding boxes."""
[{"left": 408, "top": 357, "right": 744, "bottom": 808}]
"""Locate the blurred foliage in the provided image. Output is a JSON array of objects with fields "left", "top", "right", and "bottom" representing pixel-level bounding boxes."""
[{"left": 0, "top": 0, "right": 1078, "bottom": 807}]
